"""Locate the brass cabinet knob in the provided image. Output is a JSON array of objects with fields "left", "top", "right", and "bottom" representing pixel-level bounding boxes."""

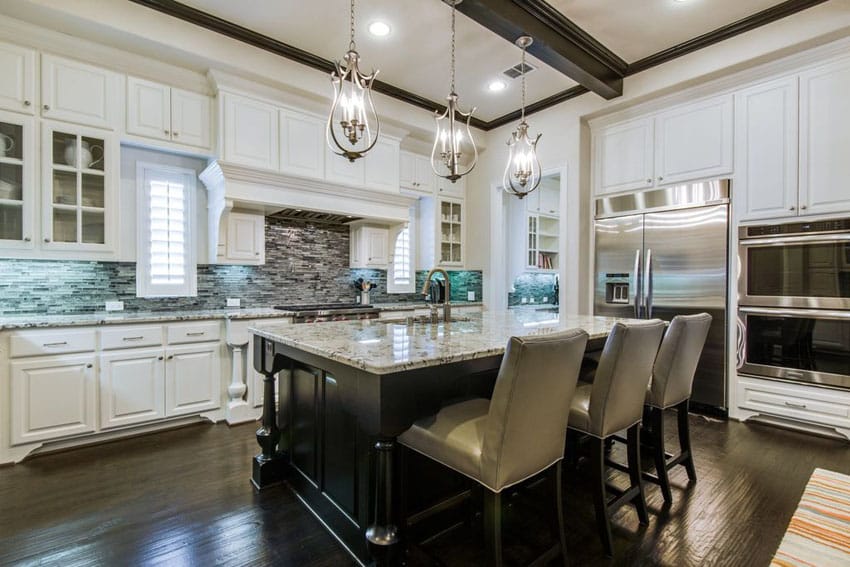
[
  {"left": 158, "top": 356, "right": 164, "bottom": 360},
  {"left": 173, "top": 132, "right": 178, "bottom": 137},
  {"left": 646, "top": 178, "right": 652, "bottom": 183},
  {"left": 86, "top": 363, "right": 93, "bottom": 368},
  {"left": 23, "top": 100, "right": 31, "bottom": 106},
  {"left": 164, "top": 130, "right": 170, "bottom": 135},
  {"left": 789, "top": 206, "right": 796, "bottom": 211},
  {"left": 44, "top": 237, "right": 51, "bottom": 243},
  {"left": 43, "top": 104, "right": 50, "bottom": 111},
  {"left": 23, "top": 237, "right": 31, "bottom": 242},
  {"left": 800, "top": 205, "right": 808, "bottom": 210}
]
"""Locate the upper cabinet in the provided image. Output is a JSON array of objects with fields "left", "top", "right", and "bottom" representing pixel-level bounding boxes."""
[
  {"left": 0, "top": 41, "right": 36, "bottom": 115},
  {"left": 0, "top": 110, "right": 36, "bottom": 248},
  {"left": 592, "top": 94, "right": 733, "bottom": 196},
  {"left": 436, "top": 174, "right": 465, "bottom": 198},
  {"left": 279, "top": 109, "right": 324, "bottom": 179},
  {"left": 41, "top": 54, "right": 121, "bottom": 130},
  {"left": 350, "top": 224, "right": 389, "bottom": 268},
  {"left": 799, "top": 57, "right": 850, "bottom": 218},
  {"left": 363, "top": 138, "right": 400, "bottom": 193},
  {"left": 325, "top": 146, "right": 365, "bottom": 186},
  {"left": 127, "top": 77, "right": 211, "bottom": 150},
  {"left": 220, "top": 212, "right": 264, "bottom": 265},
  {"left": 400, "top": 150, "right": 434, "bottom": 195},
  {"left": 223, "top": 92, "right": 279, "bottom": 170}
]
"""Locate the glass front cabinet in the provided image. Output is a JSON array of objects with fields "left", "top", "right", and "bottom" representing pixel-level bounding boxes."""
[
  {"left": 439, "top": 198, "right": 463, "bottom": 265},
  {"left": 0, "top": 111, "right": 35, "bottom": 249},
  {"left": 41, "top": 123, "right": 116, "bottom": 253}
]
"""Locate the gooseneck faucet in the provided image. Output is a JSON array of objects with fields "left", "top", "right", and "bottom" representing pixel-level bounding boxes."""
[{"left": 422, "top": 267, "right": 451, "bottom": 322}]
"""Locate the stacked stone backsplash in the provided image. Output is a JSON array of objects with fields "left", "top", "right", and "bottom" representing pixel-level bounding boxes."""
[
  {"left": 0, "top": 216, "right": 482, "bottom": 315},
  {"left": 508, "top": 272, "right": 558, "bottom": 306}
]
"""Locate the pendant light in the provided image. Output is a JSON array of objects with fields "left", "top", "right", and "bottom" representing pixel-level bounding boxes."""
[
  {"left": 503, "top": 36, "right": 542, "bottom": 198},
  {"left": 327, "top": 0, "right": 380, "bottom": 162},
  {"left": 431, "top": 0, "right": 478, "bottom": 183}
]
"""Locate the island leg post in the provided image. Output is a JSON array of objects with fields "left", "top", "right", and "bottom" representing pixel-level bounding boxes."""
[
  {"left": 366, "top": 438, "right": 400, "bottom": 566},
  {"left": 252, "top": 345, "right": 288, "bottom": 491}
]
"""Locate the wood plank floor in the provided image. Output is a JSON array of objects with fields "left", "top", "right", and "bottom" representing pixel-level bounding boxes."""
[{"left": 1, "top": 414, "right": 848, "bottom": 566}]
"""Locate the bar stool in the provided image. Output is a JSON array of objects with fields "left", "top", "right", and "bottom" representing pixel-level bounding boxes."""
[
  {"left": 643, "top": 313, "right": 712, "bottom": 503},
  {"left": 398, "top": 329, "right": 589, "bottom": 566},
  {"left": 567, "top": 319, "right": 666, "bottom": 557}
]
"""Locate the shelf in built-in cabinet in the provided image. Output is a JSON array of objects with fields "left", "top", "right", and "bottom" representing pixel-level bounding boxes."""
[{"left": 0, "top": 156, "right": 23, "bottom": 166}]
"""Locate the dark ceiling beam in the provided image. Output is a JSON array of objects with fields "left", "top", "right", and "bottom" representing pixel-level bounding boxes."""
[
  {"left": 127, "top": 0, "right": 490, "bottom": 130},
  {"left": 452, "top": 0, "right": 626, "bottom": 100}
]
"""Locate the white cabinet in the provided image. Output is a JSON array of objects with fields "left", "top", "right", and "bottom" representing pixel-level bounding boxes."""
[
  {"left": 279, "top": 109, "right": 325, "bottom": 178},
  {"left": 436, "top": 173, "right": 465, "bottom": 198},
  {"left": 220, "top": 212, "right": 264, "bottom": 264},
  {"left": 127, "top": 77, "right": 212, "bottom": 150},
  {"left": 364, "top": 138, "right": 400, "bottom": 193},
  {"left": 326, "top": 144, "right": 365, "bottom": 186},
  {"left": 419, "top": 197, "right": 465, "bottom": 267},
  {"left": 654, "top": 95, "right": 733, "bottom": 185},
  {"left": 525, "top": 182, "right": 559, "bottom": 216},
  {"left": 593, "top": 117, "right": 655, "bottom": 195},
  {"left": 0, "top": 110, "right": 36, "bottom": 249},
  {"left": 41, "top": 54, "right": 120, "bottom": 130},
  {"left": 799, "top": 57, "right": 850, "bottom": 217},
  {"left": 223, "top": 92, "right": 278, "bottom": 170},
  {"left": 592, "top": 94, "right": 733, "bottom": 196},
  {"left": 165, "top": 343, "right": 221, "bottom": 417},
  {"left": 0, "top": 41, "right": 36, "bottom": 115},
  {"left": 735, "top": 76, "right": 799, "bottom": 221},
  {"left": 10, "top": 354, "right": 97, "bottom": 444},
  {"left": 350, "top": 224, "right": 389, "bottom": 268},
  {"left": 99, "top": 348, "right": 165, "bottom": 429},
  {"left": 400, "top": 151, "right": 434, "bottom": 195}
]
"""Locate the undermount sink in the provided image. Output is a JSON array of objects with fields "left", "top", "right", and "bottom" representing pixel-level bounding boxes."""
[{"left": 381, "top": 315, "right": 472, "bottom": 325}]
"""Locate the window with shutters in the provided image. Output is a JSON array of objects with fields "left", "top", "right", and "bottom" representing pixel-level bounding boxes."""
[
  {"left": 388, "top": 221, "right": 414, "bottom": 294},
  {"left": 136, "top": 163, "right": 197, "bottom": 298}
]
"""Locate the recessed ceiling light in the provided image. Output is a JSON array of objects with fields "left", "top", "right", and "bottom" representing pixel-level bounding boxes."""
[
  {"left": 488, "top": 80, "right": 507, "bottom": 92},
  {"left": 368, "top": 21, "right": 391, "bottom": 37}
]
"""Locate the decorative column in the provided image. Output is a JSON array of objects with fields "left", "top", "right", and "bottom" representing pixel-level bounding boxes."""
[
  {"left": 366, "top": 439, "right": 400, "bottom": 565},
  {"left": 251, "top": 339, "right": 288, "bottom": 491},
  {"left": 225, "top": 341, "right": 251, "bottom": 424}
]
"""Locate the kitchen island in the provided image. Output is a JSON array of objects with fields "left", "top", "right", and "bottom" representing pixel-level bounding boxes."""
[{"left": 249, "top": 310, "right": 636, "bottom": 565}]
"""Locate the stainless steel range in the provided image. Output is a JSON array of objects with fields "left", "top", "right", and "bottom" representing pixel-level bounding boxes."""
[{"left": 274, "top": 303, "right": 380, "bottom": 323}]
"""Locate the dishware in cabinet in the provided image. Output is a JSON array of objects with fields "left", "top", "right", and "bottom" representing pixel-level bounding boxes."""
[
  {"left": 439, "top": 198, "right": 464, "bottom": 265},
  {"left": 41, "top": 122, "right": 116, "bottom": 254},
  {"left": 0, "top": 110, "right": 35, "bottom": 249}
]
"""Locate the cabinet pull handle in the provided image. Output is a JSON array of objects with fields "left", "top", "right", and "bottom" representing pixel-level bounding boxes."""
[
  {"left": 86, "top": 363, "right": 93, "bottom": 368},
  {"left": 789, "top": 206, "right": 796, "bottom": 211},
  {"left": 44, "top": 238, "right": 51, "bottom": 243},
  {"left": 167, "top": 355, "right": 174, "bottom": 360},
  {"left": 164, "top": 129, "right": 170, "bottom": 135},
  {"left": 158, "top": 356, "right": 164, "bottom": 360},
  {"left": 43, "top": 104, "right": 50, "bottom": 111},
  {"left": 123, "top": 336, "right": 144, "bottom": 341},
  {"left": 43, "top": 341, "right": 67, "bottom": 347},
  {"left": 24, "top": 100, "right": 31, "bottom": 107},
  {"left": 800, "top": 205, "right": 807, "bottom": 210},
  {"left": 646, "top": 178, "right": 652, "bottom": 183},
  {"left": 23, "top": 237, "right": 31, "bottom": 242},
  {"left": 172, "top": 132, "right": 178, "bottom": 137},
  {"left": 784, "top": 401, "right": 807, "bottom": 409},
  {"left": 657, "top": 176, "right": 663, "bottom": 181},
  {"left": 255, "top": 252, "right": 260, "bottom": 255},
  {"left": 186, "top": 331, "right": 205, "bottom": 336}
]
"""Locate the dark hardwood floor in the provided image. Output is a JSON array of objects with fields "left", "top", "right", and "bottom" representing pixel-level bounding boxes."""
[{"left": 1, "top": 414, "right": 848, "bottom": 566}]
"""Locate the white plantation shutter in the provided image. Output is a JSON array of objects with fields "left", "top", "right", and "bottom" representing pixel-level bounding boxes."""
[
  {"left": 137, "top": 164, "right": 197, "bottom": 298},
  {"left": 388, "top": 216, "right": 415, "bottom": 294}
]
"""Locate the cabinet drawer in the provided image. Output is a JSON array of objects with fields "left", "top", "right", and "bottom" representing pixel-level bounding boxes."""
[
  {"left": 737, "top": 377, "right": 850, "bottom": 429},
  {"left": 100, "top": 325, "right": 163, "bottom": 350},
  {"left": 9, "top": 329, "right": 96, "bottom": 358},
  {"left": 167, "top": 321, "right": 220, "bottom": 344}
]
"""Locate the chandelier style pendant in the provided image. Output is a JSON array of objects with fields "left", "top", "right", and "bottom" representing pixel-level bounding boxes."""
[
  {"left": 503, "top": 36, "right": 542, "bottom": 198},
  {"left": 431, "top": 0, "right": 478, "bottom": 183},
  {"left": 327, "top": 0, "right": 380, "bottom": 162}
]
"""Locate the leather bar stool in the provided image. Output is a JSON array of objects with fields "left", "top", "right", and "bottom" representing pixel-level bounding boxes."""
[
  {"left": 643, "top": 313, "right": 712, "bottom": 503},
  {"left": 399, "top": 329, "right": 589, "bottom": 566},
  {"left": 567, "top": 319, "right": 665, "bottom": 557}
]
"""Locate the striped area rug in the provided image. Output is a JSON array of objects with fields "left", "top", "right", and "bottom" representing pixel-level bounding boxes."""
[{"left": 771, "top": 468, "right": 850, "bottom": 567}]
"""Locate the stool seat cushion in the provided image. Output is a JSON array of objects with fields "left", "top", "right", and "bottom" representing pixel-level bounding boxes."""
[
  {"left": 399, "top": 398, "right": 490, "bottom": 486},
  {"left": 568, "top": 383, "right": 594, "bottom": 435}
]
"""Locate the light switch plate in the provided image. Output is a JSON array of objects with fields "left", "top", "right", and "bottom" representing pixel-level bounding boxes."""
[
  {"left": 467, "top": 291, "right": 475, "bottom": 301},
  {"left": 542, "top": 297, "right": 548, "bottom": 303},
  {"left": 105, "top": 300, "right": 124, "bottom": 311},
  {"left": 226, "top": 298, "right": 241, "bottom": 307}
]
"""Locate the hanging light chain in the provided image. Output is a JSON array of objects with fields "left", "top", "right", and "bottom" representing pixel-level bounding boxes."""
[
  {"left": 450, "top": 0, "right": 457, "bottom": 93},
  {"left": 349, "top": 0, "right": 356, "bottom": 50},
  {"left": 521, "top": 42, "right": 527, "bottom": 122}
]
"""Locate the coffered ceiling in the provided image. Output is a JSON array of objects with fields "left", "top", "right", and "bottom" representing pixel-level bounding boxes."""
[{"left": 131, "top": 0, "right": 833, "bottom": 129}]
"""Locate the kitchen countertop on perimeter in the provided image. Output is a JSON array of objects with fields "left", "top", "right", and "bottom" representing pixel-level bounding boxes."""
[{"left": 250, "top": 310, "right": 634, "bottom": 374}]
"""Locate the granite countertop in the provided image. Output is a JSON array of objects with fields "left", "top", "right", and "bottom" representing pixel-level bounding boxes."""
[
  {"left": 372, "top": 301, "right": 483, "bottom": 312},
  {"left": 0, "top": 302, "right": 485, "bottom": 330},
  {"left": 251, "top": 310, "right": 636, "bottom": 375}
]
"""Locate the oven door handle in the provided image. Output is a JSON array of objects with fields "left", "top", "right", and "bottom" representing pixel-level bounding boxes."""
[
  {"left": 738, "top": 306, "right": 850, "bottom": 319},
  {"left": 740, "top": 233, "right": 850, "bottom": 246}
]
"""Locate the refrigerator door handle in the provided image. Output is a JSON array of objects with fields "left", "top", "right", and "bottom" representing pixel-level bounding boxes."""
[
  {"left": 644, "top": 248, "right": 653, "bottom": 319},
  {"left": 633, "top": 248, "right": 642, "bottom": 318}
]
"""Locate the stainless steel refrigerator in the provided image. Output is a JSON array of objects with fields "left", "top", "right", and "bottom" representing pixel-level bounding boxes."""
[{"left": 593, "top": 180, "right": 730, "bottom": 410}]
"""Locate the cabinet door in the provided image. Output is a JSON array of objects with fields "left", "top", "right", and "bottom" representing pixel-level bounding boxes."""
[
  {"left": 165, "top": 343, "right": 221, "bottom": 417},
  {"left": 225, "top": 212, "right": 264, "bottom": 263},
  {"left": 10, "top": 354, "right": 97, "bottom": 444},
  {"left": 279, "top": 110, "right": 325, "bottom": 178},
  {"left": 799, "top": 57, "right": 850, "bottom": 217},
  {"left": 325, "top": 145, "right": 365, "bottom": 186},
  {"left": 126, "top": 77, "right": 170, "bottom": 142},
  {"left": 415, "top": 154, "right": 435, "bottom": 194},
  {"left": 539, "top": 184, "right": 560, "bottom": 216},
  {"left": 364, "top": 138, "right": 400, "bottom": 193},
  {"left": 524, "top": 189, "right": 541, "bottom": 213},
  {"left": 735, "top": 77, "right": 799, "bottom": 222},
  {"left": 655, "top": 95, "right": 733, "bottom": 185},
  {"left": 436, "top": 173, "right": 465, "bottom": 197},
  {"left": 364, "top": 226, "right": 388, "bottom": 266},
  {"left": 399, "top": 150, "right": 417, "bottom": 190},
  {"left": 99, "top": 348, "right": 165, "bottom": 429},
  {"left": 0, "top": 110, "right": 36, "bottom": 248},
  {"left": 41, "top": 55, "right": 119, "bottom": 130},
  {"left": 0, "top": 41, "right": 35, "bottom": 114},
  {"left": 223, "top": 93, "right": 278, "bottom": 170},
  {"left": 593, "top": 117, "right": 654, "bottom": 195},
  {"left": 170, "top": 88, "right": 211, "bottom": 149}
]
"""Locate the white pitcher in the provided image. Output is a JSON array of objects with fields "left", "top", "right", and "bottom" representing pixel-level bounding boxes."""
[
  {"left": 0, "top": 133, "right": 13, "bottom": 158},
  {"left": 64, "top": 139, "right": 104, "bottom": 169}
]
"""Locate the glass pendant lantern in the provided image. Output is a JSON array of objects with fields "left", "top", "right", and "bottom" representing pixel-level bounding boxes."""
[{"left": 503, "top": 36, "right": 542, "bottom": 198}]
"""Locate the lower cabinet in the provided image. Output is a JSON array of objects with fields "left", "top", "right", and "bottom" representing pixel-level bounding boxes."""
[
  {"left": 99, "top": 348, "right": 165, "bottom": 429},
  {"left": 11, "top": 353, "right": 97, "bottom": 444},
  {"left": 165, "top": 343, "right": 221, "bottom": 417}
]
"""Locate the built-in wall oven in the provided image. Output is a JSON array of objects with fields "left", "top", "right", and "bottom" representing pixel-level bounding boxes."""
[{"left": 738, "top": 218, "right": 850, "bottom": 389}]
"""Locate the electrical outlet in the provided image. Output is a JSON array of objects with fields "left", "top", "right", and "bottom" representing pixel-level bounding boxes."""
[
  {"left": 542, "top": 296, "right": 548, "bottom": 303},
  {"left": 105, "top": 301, "right": 124, "bottom": 312},
  {"left": 226, "top": 298, "right": 241, "bottom": 308},
  {"left": 467, "top": 291, "right": 475, "bottom": 301},
  {"left": 530, "top": 298, "right": 536, "bottom": 304},
  {"left": 521, "top": 297, "right": 528, "bottom": 304}
]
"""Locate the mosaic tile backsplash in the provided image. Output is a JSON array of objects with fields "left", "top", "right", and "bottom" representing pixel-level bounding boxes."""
[
  {"left": 0, "top": 217, "right": 483, "bottom": 315},
  {"left": 508, "top": 272, "right": 558, "bottom": 306}
]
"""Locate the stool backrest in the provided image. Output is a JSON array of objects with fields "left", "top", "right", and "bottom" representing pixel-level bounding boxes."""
[
  {"left": 481, "top": 328, "right": 589, "bottom": 492},
  {"left": 648, "top": 313, "right": 712, "bottom": 409},
  {"left": 588, "top": 320, "right": 666, "bottom": 438}
]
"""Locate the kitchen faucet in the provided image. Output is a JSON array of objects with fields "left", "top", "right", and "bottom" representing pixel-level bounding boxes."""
[{"left": 422, "top": 267, "right": 451, "bottom": 323}]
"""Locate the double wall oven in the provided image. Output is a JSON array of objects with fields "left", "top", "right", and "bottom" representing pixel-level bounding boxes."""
[{"left": 738, "top": 218, "right": 850, "bottom": 389}]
